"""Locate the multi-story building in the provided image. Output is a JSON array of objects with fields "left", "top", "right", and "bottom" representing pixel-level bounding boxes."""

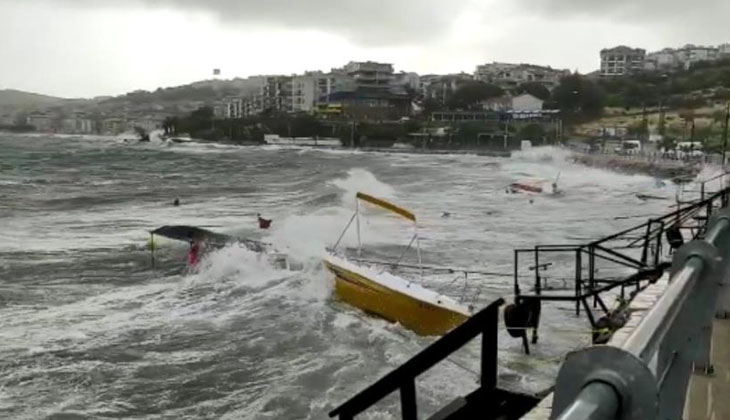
[
  {"left": 423, "top": 73, "right": 474, "bottom": 104},
  {"left": 644, "top": 43, "right": 729, "bottom": 71},
  {"left": 343, "top": 61, "right": 394, "bottom": 89},
  {"left": 26, "top": 112, "right": 54, "bottom": 132},
  {"left": 242, "top": 94, "right": 264, "bottom": 117},
  {"left": 291, "top": 71, "right": 357, "bottom": 113},
  {"left": 61, "top": 113, "right": 95, "bottom": 134},
  {"left": 644, "top": 48, "right": 678, "bottom": 71},
  {"left": 292, "top": 75, "right": 317, "bottom": 113},
  {"left": 102, "top": 118, "right": 127, "bottom": 135},
  {"left": 393, "top": 72, "right": 420, "bottom": 91},
  {"left": 599, "top": 46, "right": 646, "bottom": 76},
  {"left": 719, "top": 44, "right": 730, "bottom": 58},
  {"left": 261, "top": 75, "right": 293, "bottom": 113},
  {"left": 226, "top": 98, "right": 244, "bottom": 119},
  {"left": 674, "top": 44, "right": 718, "bottom": 68},
  {"left": 474, "top": 62, "right": 568, "bottom": 88},
  {"left": 481, "top": 94, "right": 544, "bottom": 112}
]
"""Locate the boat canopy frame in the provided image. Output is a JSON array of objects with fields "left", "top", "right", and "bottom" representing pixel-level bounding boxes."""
[{"left": 332, "top": 192, "right": 423, "bottom": 278}]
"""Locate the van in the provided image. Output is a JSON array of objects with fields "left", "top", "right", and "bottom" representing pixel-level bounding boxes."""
[{"left": 616, "top": 140, "right": 641, "bottom": 155}]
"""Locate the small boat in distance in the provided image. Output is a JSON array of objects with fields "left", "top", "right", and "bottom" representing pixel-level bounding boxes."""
[
  {"left": 323, "top": 192, "right": 472, "bottom": 336},
  {"left": 509, "top": 180, "right": 544, "bottom": 194}
]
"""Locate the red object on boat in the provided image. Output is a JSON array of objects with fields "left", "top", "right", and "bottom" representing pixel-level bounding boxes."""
[
  {"left": 509, "top": 182, "right": 543, "bottom": 194},
  {"left": 187, "top": 242, "right": 200, "bottom": 267},
  {"left": 258, "top": 215, "right": 272, "bottom": 229}
]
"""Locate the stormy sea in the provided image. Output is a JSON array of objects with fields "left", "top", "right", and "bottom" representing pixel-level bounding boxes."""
[{"left": 0, "top": 134, "right": 700, "bottom": 419}]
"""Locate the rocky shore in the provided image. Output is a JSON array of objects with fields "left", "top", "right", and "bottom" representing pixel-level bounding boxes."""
[{"left": 572, "top": 153, "right": 702, "bottom": 180}]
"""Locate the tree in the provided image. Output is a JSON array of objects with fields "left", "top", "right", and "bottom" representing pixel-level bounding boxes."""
[
  {"left": 519, "top": 123, "right": 546, "bottom": 142},
  {"left": 447, "top": 81, "right": 504, "bottom": 110},
  {"left": 517, "top": 82, "right": 551, "bottom": 101},
  {"left": 553, "top": 74, "right": 605, "bottom": 119}
]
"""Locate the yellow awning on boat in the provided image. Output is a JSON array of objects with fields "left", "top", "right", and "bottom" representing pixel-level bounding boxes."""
[{"left": 356, "top": 192, "right": 416, "bottom": 222}]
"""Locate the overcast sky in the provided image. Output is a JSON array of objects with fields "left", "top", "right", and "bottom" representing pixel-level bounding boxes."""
[{"left": 1, "top": 0, "right": 728, "bottom": 98}]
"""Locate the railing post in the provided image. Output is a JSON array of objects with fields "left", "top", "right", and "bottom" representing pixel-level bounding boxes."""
[
  {"left": 400, "top": 379, "right": 417, "bottom": 420},
  {"left": 701, "top": 181, "right": 705, "bottom": 201},
  {"left": 575, "top": 249, "right": 581, "bottom": 316},
  {"left": 514, "top": 250, "right": 520, "bottom": 296},
  {"left": 534, "top": 247, "right": 540, "bottom": 294},
  {"left": 481, "top": 305, "right": 498, "bottom": 390},
  {"left": 551, "top": 230, "right": 728, "bottom": 420}
]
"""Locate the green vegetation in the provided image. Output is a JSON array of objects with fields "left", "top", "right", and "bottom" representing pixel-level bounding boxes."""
[
  {"left": 447, "top": 81, "right": 504, "bottom": 110},
  {"left": 551, "top": 74, "right": 605, "bottom": 120},
  {"left": 597, "top": 59, "right": 730, "bottom": 109},
  {"left": 166, "top": 107, "right": 333, "bottom": 142},
  {"left": 516, "top": 82, "right": 551, "bottom": 101}
]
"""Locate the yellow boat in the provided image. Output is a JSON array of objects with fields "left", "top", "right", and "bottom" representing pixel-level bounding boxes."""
[{"left": 324, "top": 192, "right": 472, "bottom": 336}]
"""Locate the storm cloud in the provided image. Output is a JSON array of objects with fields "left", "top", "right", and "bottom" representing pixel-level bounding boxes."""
[
  {"left": 47, "top": 0, "right": 474, "bottom": 46},
  {"left": 515, "top": 0, "right": 730, "bottom": 44}
]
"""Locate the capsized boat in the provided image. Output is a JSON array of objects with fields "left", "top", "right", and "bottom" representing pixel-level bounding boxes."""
[
  {"left": 509, "top": 180, "right": 544, "bottom": 194},
  {"left": 324, "top": 193, "right": 472, "bottom": 336},
  {"left": 149, "top": 225, "right": 298, "bottom": 270}
]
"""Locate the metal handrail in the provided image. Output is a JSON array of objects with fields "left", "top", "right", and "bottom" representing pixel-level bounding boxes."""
[
  {"left": 622, "top": 256, "right": 703, "bottom": 361},
  {"left": 329, "top": 298, "right": 504, "bottom": 419},
  {"left": 550, "top": 208, "right": 730, "bottom": 420}
]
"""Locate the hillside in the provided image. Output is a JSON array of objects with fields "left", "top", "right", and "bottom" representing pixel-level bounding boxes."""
[
  {"left": 596, "top": 59, "right": 730, "bottom": 110},
  {"left": 0, "top": 89, "right": 67, "bottom": 108}
]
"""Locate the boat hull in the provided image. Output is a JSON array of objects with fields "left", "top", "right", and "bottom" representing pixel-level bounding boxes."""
[{"left": 324, "top": 260, "right": 469, "bottom": 336}]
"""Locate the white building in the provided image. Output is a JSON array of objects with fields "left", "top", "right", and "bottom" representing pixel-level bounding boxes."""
[
  {"left": 26, "top": 113, "right": 54, "bottom": 132},
  {"left": 719, "top": 44, "right": 730, "bottom": 58},
  {"left": 644, "top": 43, "right": 729, "bottom": 71},
  {"left": 61, "top": 116, "right": 95, "bottom": 133},
  {"left": 474, "top": 62, "right": 568, "bottom": 88},
  {"left": 290, "top": 72, "right": 357, "bottom": 113},
  {"left": 481, "top": 94, "right": 544, "bottom": 112},
  {"left": 512, "top": 94, "right": 544, "bottom": 111},
  {"left": 600, "top": 46, "right": 646, "bottom": 76},
  {"left": 645, "top": 48, "right": 678, "bottom": 70},
  {"left": 226, "top": 98, "right": 244, "bottom": 119},
  {"left": 675, "top": 44, "right": 718, "bottom": 68},
  {"left": 393, "top": 72, "right": 420, "bottom": 91},
  {"left": 292, "top": 75, "right": 317, "bottom": 113},
  {"left": 343, "top": 61, "right": 394, "bottom": 89}
]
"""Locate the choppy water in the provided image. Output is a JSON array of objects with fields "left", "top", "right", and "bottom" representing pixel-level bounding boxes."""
[{"left": 0, "top": 134, "right": 694, "bottom": 419}]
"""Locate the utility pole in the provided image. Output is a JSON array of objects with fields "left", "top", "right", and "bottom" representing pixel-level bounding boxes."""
[
  {"left": 722, "top": 102, "right": 729, "bottom": 167},
  {"left": 641, "top": 102, "right": 648, "bottom": 142},
  {"left": 503, "top": 117, "right": 510, "bottom": 150}
]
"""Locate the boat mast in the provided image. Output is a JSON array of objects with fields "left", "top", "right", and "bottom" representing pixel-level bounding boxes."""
[
  {"left": 356, "top": 199, "right": 362, "bottom": 256},
  {"left": 415, "top": 221, "right": 423, "bottom": 279}
]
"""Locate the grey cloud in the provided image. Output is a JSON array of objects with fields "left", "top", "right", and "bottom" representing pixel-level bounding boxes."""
[
  {"left": 49, "top": 0, "right": 471, "bottom": 46},
  {"left": 514, "top": 0, "right": 730, "bottom": 44},
  {"left": 516, "top": 0, "right": 727, "bottom": 19}
]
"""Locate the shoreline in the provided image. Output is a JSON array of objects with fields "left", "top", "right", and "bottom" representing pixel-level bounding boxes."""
[{"left": 571, "top": 153, "right": 702, "bottom": 180}]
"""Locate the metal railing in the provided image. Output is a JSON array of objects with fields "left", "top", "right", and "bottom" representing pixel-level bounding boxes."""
[
  {"left": 509, "top": 176, "right": 730, "bottom": 353},
  {"left": 549, "top": 208, "right": 730, "bottom": 420},
  {"left": 328, "top": 298, "right": 541, "bottom": 420},
  {"left": 329, "top": 299, "right": 503, "bottom": 420}
]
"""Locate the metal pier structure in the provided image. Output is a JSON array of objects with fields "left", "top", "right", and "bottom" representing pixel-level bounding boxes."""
[
  {"left": 508, "top": 172, "right": 730, "bottom": 352},
  {"left": 548, "top": 206, "right": 730, "bottom": 419},
  {"left": 327, "top": 173, "right": 730, "bottom": 419}
]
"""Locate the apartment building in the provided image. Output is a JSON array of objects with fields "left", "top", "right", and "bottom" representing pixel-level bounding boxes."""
[
  {"left": 474, "top": 62, "right": 568, "bottom": 88},
  {"left": 599, "top": 46, "right": 646, "bottom": 76}
]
